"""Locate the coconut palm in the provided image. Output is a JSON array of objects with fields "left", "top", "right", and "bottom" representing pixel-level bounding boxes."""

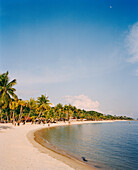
[
  {"left": 25, "top": 98, "right": 37, "bottom": 122},
  {"left": 9, "top": 100, "right": 18, "bottom": 123},
  {"left": 18, "top": 100, "right": 27, "bottom": 123},
  {"left": 55, "top": 103, "right": 63, "bottom": 120},
  {"left": 63, "top": 105, "right": 70, "bottom": 120},
  {"left": 0, "top": 99, "right": 4, "bottom": 121},
  {"left": 47, "top": 107, "right": 55, "bottom": 122},
  {"left": 36, "top": 94, "right": 51, "bottom": 120},
  {"left": 0, "top": 71, "right": 17, "bottom": 101},
  {"left": 68, "top": 104, "right": 74, "bottom": 120},
  {"left": 0, "top": 72, "right": 18, "bottom": 121}
]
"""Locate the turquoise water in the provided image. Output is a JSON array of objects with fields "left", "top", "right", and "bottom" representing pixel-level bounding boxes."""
[{"left": 39, "top": 121, "right": 138, "bottom": 169}]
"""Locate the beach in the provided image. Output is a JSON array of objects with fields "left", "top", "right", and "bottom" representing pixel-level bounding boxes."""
[{"left": 0, "top": 120, "right": 119, "bottom": 170}]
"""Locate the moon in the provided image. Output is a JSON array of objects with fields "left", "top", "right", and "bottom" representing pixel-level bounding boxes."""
[{"left": 110, "top": 6, "right": 112, "bottom": 8}]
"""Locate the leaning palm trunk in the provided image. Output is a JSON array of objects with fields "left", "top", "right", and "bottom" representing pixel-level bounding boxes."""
[
  {"left": 25, "top": 110, "right": 31, "bottom": 123},
  {"left": 19, "top": 113, "right": 23, "bottom": 122},
  {"left": 6, "top": 112, "right": 8, "bottom": 122},
  {"left": 35, "top": 111, "right": 42, "bottom": 121},
  {"left": 18, "top": 105, "right": 23, "bottom": 122},
  {"left": 0, "top": 108, "right": 2, "bottom": 122},
  {"left": 38, "top": 111, "right": 42, "bottom": 118}
]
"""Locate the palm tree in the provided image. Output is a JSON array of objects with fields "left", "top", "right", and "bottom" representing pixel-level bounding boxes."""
[
  {"left": 9, "top": 100, "right": 18, "bottom": 123},
  {"left": 55, "top": 103, "right": 63, "bottom": 120},
  {"left": 77, "top": 109, "right": 81, "bottom": 119},
  {"left": 25, "top": 98, "right": 37, "bottom": 122},
  {"left": 36, "top": 94, "right": 51, "bottom": 120},
  {"left": 63, "top": 105, "right": 70, "bottom": 120},
  {"left": 68, "top": 104, "right": 74, "bottom": 120},
  {"left": 18, "top": 100, "right": 27, "bottom": 123},
  {"left": 0, "top": 99, "right": 4, "bottom": 121},
  {"left": 0, "top": 71, "right": 18, "bottom": 121},
  {"left": 1, "top": 103, "right": 10, "bottom": 122}
]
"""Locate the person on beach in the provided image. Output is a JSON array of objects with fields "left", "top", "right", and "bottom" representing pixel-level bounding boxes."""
[
  {"left": 68, "top": 120, "right": 71, "bottom": 125},
  {"left": 31, "top": 120, "right": 34, "bottom": 124},
  {"left": 17, "top": 121, "right": 20, "bottom": 126},
  {"left": 47, "top": 120, "right": 50, "bottom": 127},
  {"left": 42, "top": 120, "right": 45, "bottom": 124}
]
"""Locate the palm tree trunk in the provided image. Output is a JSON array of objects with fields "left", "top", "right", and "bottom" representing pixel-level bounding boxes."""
[
  {"left": 35, "top": 111, "right": 42, "bottom": 122},
  {"left": 0, "top": 108, "right": 2, "bottom": 122},
  {"left": 19, "top": 114, "right": 23, "bottom": 122},
  {"left": 59, "top": 110, "right": 61, "bottom": 120},
  {"left": 68, "top": 110, "right": 70, "bottom": 120},
  {"left": 38, "top": 111, "right": 42, "bottom": 118},
  {"left": 13, "top": 111, "right": 15, "bottom": 124},
  {"left": 18, "top": 105, "right": 23, "bottom": 122},
  {"left": 67, "top": 111, "right": 69, "bottom": 120},
  {"left": 25, "top": 110, "right": 31, "bottom": 123},
  {"left": 6, "top": 112, "right": 8, "bottom": 122},
  {"left": 10, "top": 111, "right": 12, "bottom": 123},
  {"left": 7, "top": 115, "right": 9, "bottom": 122}
]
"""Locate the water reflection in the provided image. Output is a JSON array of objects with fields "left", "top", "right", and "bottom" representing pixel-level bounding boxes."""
[{"left": 39, "top": 121, "right": 138, "bottom": 170}]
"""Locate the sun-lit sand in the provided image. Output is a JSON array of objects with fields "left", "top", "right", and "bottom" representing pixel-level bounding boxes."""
[{"left": 0, "top": 120, "right": 121, "bottom": 170}]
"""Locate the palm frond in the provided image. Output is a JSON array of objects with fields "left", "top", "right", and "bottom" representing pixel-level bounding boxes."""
[
  {"left": 7, "top": 79, "right": 17, "bottom": 89},
  {"left": 0, "top": 86, "right": 3, "bottom": 92},
  {"left": 8, "top": 90, "right": 18, "bottom": 100},
  {"left": 8, "top": 88, "right": 16, "bottom": 92}
]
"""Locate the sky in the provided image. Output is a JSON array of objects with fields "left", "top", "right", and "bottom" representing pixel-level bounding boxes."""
[{"left": 0, "top": 0, "right": 138, "bottom": 118}]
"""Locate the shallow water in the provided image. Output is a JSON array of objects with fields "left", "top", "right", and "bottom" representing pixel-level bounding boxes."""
[{"left": 39, "top": 121, "right": 138, "bottom": 170}]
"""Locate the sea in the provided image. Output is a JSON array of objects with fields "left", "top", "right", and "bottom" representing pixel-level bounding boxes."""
[{"left": 38, "top": 121, "right": 138, "bottom": 170}]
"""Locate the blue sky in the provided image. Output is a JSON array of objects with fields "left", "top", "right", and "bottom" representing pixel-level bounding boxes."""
[{"left": 0, "top": 0, "right": 138, "bottom": 118}]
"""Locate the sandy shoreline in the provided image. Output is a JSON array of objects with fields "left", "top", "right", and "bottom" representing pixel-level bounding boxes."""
[{"left": 0, "top": 120, "right": 125, "bottom": 170}]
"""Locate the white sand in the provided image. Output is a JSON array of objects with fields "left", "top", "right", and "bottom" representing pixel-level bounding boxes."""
[
  {"left": 0, "top": 120, "right": 120, "bottom": 170},
  {"left": 0, "top": 123, "right": 75, "bottom": 170}
]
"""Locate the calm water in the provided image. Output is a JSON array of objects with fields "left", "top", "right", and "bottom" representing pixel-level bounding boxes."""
[{"left": 39, "top": 121, "right": 138, "bottom": 170}]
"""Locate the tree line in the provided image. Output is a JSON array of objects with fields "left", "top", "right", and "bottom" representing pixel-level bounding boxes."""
[{"left": 0, "top": 71, "right": 133, "bottom": 124}]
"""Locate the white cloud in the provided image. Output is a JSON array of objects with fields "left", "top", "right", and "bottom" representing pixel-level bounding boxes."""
[
  {"left": 64, "top": 95, "right": 100, "bottom": 111},
  {"left": 126, "top": 22, "right": 138, "bottom": 63}
]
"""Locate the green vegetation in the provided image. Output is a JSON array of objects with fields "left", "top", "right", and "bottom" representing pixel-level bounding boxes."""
[{"left": 0, "top": 72, "right": 133, "bottom": 123}]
